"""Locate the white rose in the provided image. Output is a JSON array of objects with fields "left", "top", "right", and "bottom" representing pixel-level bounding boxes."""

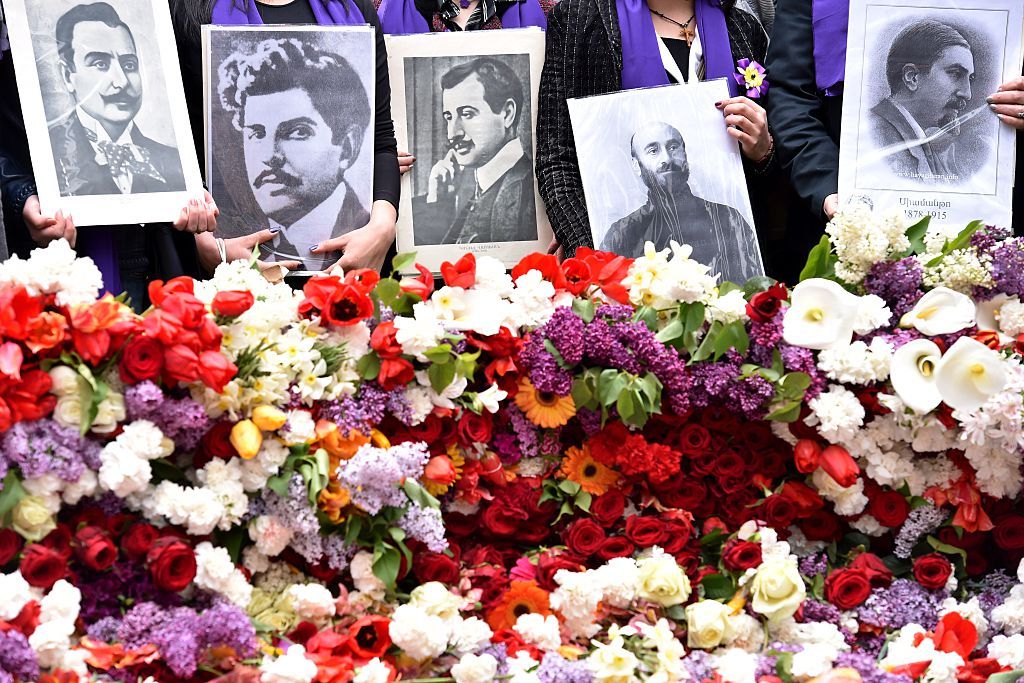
[
  {"left": 48, "top": 366, "right": 81, "bottom": 397},
  {"left": 350, "top": 551, "right": 386, "bottom": 599},
  {"left": 52, "top": 395, "right": 84, "bottom": 429},
  {"left": 91, "top": 392, "right": 126, "bottom": 434},
  {"left": 11, "top": 495, "right": 57, "bottom": 541},
  {"left": 409, "top": 581, "right": 462, "bottom": 622},
  {"left": 451, "top": 653, "right": 499, "bottom": 683},
  {"left": 636, "top": 553, "right": 691, "bottom": 607},
  {"left": 750, "top": 557, "right": 806, "bottom": 623},
  {"left": 686, "top": 600, "right": 734, "bottom": 649}
]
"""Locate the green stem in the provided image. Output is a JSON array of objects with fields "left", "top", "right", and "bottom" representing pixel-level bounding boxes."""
[{"left": 401, "top": 676, "right": 514, "bottom": 683}]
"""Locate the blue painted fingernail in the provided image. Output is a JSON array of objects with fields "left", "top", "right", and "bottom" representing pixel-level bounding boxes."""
[
  {"left": 309, "top": 244, "right": 318, "bottom": 252},
  {"left": 269, "top": 227, "right": 280, "bottom": 234}
]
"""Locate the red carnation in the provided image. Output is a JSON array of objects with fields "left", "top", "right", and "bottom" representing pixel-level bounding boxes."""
[
  {"left": 913, "top": 553, "right": 953, "bottom": 590},
  {"left": 825, "top": 568, "right": 872, "bottom": 609},
  {"left": 73, "top": 526, "right": 118, "bottom": 572},
  {"left": 146, "top": 538, "right": 197, "bottom": 593},
  {"left": 20, "top": 544, "right": 67, "bottom": 589},
  {"left": 212, "top": 290, "right": 255, "bottom": 318}
]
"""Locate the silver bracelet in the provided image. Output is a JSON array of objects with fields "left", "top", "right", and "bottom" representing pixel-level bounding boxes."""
[{"left": 215, "top": 237, "right": 227, "bottom": 264}]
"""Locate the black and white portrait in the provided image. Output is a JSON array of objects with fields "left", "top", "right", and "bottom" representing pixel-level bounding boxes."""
[
  {"left": 839, "top": 0, "right": 1021, "bottom": 227},
  {"left": 568, "top": 81, "right": 763, "bottom": 284},
  {"left": 388, "top": 30, "right": 552, "bottom": 273},
  {"left": 3, "top": 0, "right": 202, "bottom": 225},
  {"left": 205, "top": 26, "right": 375, "bottom": 271}
]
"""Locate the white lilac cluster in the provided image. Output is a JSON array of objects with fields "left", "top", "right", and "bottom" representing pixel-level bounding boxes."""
[
  {"left": 918, "top": 223, "right": 993, "bottom": 293},
  {"left": 806, "top": 385, "right": 866, "bottom": 443},
  {"left": 97, "top": 421, "right": 174, "bottom": 498},
  {"left": 0, "top": 238, "right": 104, "bottom": 306},
  {"left": 625, "top": 241, "right": 718, "bottom": 309},
  {"left": 826, "top": 205, "right": 909, "bottom": 284},
  {"left": 956, "top": 361, "right": 1024, "bottom": 499},
  {"left": 193, "top": 261, "right": 364, "bottom": 419},
  {"left": 388, "top": 582, "right": 492, "bottom": 662},
  {"left": 817, "top": 337, "right": 894, "bottom": 385},
  {"left": 194, "top": 541, "right": 253, "bottom": 608},
  {"left": 30, "top": 580, "right": 89, "bottom": 676},
  {"left": 991, "top": 559, "right": 1024, "bottom": 635}
]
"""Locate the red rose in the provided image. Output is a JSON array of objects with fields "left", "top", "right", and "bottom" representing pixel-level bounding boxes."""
[
  {"left": 722, "top": 540, "right": 763, "bottom": 572},
  {"left": 660, "top": 516, "right": 694, "bottom": 554},
  {"left": 348, "top": 615, "right": 392, "bottom": 659},
  {"left": 41, "top": 525, "right": 73, "bottom": 560},
  {"left": 161, "top": 292, "right": 208, "bottom": 330},
  {"left": 590, "top": 491, "right": 626, "bottom": 528},
  {"left": 119, "top": 336, "right": 164, "bottom": 384},
  {"left": 20, "top": 544, "right": 67, "bottom": 589},
  {"left": 164, "top": 344, "right": 200, "bottom": 384},
  {"left": 414, "top": 551, "right": 460, "bottom": 584},
  {"left": 0, "top": 528, "right": 24, "bottom": 566},
  {"left": 625, "top": 516, "right": 667, "bottom": 547},
  {"left": 146, "top": 538, "right": 197, "bottom": 593},
  {"left": 746, "top": 283, "right": 788, "bottom": 323},
  {"left": 194, "top": 421, "right": 238, "bottom": 469},
  {"left": 868, "top": 490, "right": 911, "bottom": 528},
  {"left": 536, "top": 553, "right": 585, "bottom": 592},
  {"left": 564, "top": 519, "right": 606, "bottom": 557},
  {"left": 712, "top": 450, "right": 746, "bottom": 480},
  {"left": 677, "top": 424, "right": 712, "bottom": 456},
  {"left": 121, "top": 523, "right": 160, "bottom": 561},
  {"left": 825, "top": 568, "right": 872, "bottom": 609},
  {"left": 212, "top": 290, "right": 255, "bottom": 318},
  {"left": 197, "top": 351, "right": 238, "bottom": 393},
  {"left": 655, "top": 478, "right": 708, "bottom": 512},
  {"left": 993, "top": 515, "right": 1024, "bottom": 551},
  {"left": 763, "top": 495, "right": 798, "bottom": 529},
  {"left": 850, "top": 552, "right": 893, "bottom": 587},
  {"left": 913, "top": 553, "right": 953, "bottom": 590},
  {"left": 69, "top": 507, "right": 108, "bottom": 531},
  {"left": 73, "top": 526, "right": 118, "bottom": 572},
  {"left": 458, "top": 412, "right": 493, "bottom": 446},
  {"left": 798, "top": 510, "right": 843, "bottom": 542},
  {"left": 440, "top": 253, "right": 476, "bottom": 289},
  {"left": 597, "top": 536, "right": 635, "bottom": 561}
]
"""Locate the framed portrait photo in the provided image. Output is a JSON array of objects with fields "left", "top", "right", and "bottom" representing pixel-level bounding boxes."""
[
  {"left": 387, "top": 29, "right": 552, "bottom": 274},
  {"left": 3, "top": 0, "right": 204, "bottom": 226},
  {"left": 568, "top": 80, "right": 764, "bottom": 285},
  {"left": 838, "top": 0, "right": 1024, "bottom": 227},
  {"left": 204, "top": 25, "right": 376, "bottom": 273}
]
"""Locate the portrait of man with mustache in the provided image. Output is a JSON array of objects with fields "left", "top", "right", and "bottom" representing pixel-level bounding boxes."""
[
  {"left": 218, "top": 37, "right": 370, "bottom": 270},
  {"left": 48, "top": 2, "right": 186, "bottom": 197},
  {"left": 869, "top": 19, "right": 976, "bottom": 183}
]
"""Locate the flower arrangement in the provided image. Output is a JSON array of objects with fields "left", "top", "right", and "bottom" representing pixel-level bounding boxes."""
[{"left": 0, "top": 208, "right": 1023, "bottom": 683}]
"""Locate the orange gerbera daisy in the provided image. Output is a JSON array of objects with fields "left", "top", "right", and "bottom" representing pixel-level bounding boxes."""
[
  {"left": 559, "top": 445, "right": 621, "bottom": 496},
  {"left": 486, "top": 580, "right": 552, "bottom": 631},
  {"left": 515, "top": 378, "right": 576, "bottom": 428}
]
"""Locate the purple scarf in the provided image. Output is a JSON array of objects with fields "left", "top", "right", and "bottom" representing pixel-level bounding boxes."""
[
  {"left": 378, "top": 0, "right": 546, "bottom": 34},
  {"left": 617, "top": 0, "right": 737, "bottom": 94},
  {"left": 211, "top": 0, "right": 366, "bottom": 25},
  {"left": 811, "top": 0, "right": 848, "bottom": 97}
]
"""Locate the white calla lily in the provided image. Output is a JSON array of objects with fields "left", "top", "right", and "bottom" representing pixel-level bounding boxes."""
[
  {"left": 889, "top": 339, "right": 943, "bottom": 414},
  {"left": 782, "top": 279, "right": 861, "bottom": 350},
  {"left": 900, "top": 287, "right": 976, "bottom": 335},
  {"left": 934, "top": 336, "right": 1006, "bottom": 412},
  {"left": 975, "top": 294, "right": 1013, "bottom": 345}
]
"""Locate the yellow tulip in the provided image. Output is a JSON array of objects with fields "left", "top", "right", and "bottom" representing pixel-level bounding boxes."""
[
  {"left": 252, "top": 405, "right": 288, "bottom": 431},
  {"left": 231, "top": 419, "right": 263, "bottom": 459}
]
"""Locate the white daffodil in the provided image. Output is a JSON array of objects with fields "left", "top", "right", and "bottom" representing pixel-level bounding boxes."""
[
  {"left": 889, "top": 339, "right": 943, "bottom": 414},
  {"left": 900, "top": 287, "right": 976, "bottom": 335},
  {"left": 934, "top": 337, "right": 1006, "bottom": 412},
  {"left": 975, "top": 294, "right": 1014, "bottom": 345},
  {"left": 473, "top": 384, "right": 508, "bottom": 414},
  {"left": 782, "top": 279, "right": 861, "bottom": 350}
]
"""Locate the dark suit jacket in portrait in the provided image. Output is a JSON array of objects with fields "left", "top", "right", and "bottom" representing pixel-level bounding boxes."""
[
  {"left": 48, "top": 115, "right": 186, "bottom": 197},
  {"left": 600, "top": 190, "right": 761, "bottom": 283},
  {"left": 869, "top": 98, "right": 960, "bottom": 183},
  {"left": 413, "top": 153, "right": 537, "bottom": 245}
]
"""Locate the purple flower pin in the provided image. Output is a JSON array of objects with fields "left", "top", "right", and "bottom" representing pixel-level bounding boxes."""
[{"left": 734, "top": 58, "right": 769, "bottom": 99}]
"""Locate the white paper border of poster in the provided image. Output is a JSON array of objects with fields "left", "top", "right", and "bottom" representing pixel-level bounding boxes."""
[
  {"left": 838, "top": 0, "right": 1024, "bottom": 228},
  {"left": 3, "top": 0, "right": 204, "bottom": 226},
  {"left": 387, "top": 29, "right": 552, "bottom": 274}
]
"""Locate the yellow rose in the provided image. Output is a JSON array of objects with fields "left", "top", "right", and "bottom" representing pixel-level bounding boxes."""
[
  {"left": 636, "top": 553, "right": 691, "bottom": 607},
  {"left": 12, "top": 496, "right": 57, "bottom": 541},
  {"left": 750, "top": 557, "right": 806, "bottom": 623},
  {"left": 247, "top": 588, "right": 275, "bottom": 617},
  {"left": 254, "top": 608, "right": 296, "bottom": 633},
  {"left": 686, "top": 600, "right": 734, "bottom": 649},
  {"left": 231, "top": 420, "right": 263, "bottom": 459},
  {"left": 587, "top": 636, "right": 639, "bottom": 683},
  {"left": 252, "top": 406, "right": 288, "bottom": 431}
]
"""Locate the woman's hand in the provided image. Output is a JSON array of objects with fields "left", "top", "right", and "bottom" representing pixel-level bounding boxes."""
[
  {"left": 988, "top": 76, "right": 1024, "bottom": 130},
  {"left": 172, "top": 191, "right": 219, "bottom": 234},
  {"left": 313, "top": 200, "right": 399, "bottom": 274},
  {"left": 195, "top": 230, "right": 301, "bottom": 275},
  {"left": 824, "top": 194, "right": 839, "bottom": 220},
  {"left": 22, "top": 195, "right": 76, "bottom": 247},
  {"left": 716, "top": 96, "right": 772, "bottom": 163},
  {"left": 398, "top": 150, "right": 416, "bottom": 176}
]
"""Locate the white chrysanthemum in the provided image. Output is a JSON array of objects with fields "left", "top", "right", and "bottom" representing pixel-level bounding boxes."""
[
  {"left": 259, "top": 644, "right": 317, "bottom": 683},
  {"left": 450, "top": 617, "right": 493, "bottom": 656},
  {"left": 388, "top": 604, "right": 450, "bottom": 661},
  {"left": 0, "top": 239, "right": 104, "bottom": 306},
  {"left": 812, "top": 470, "right": 868, "bottom": 516},
  {"left": 826, "top": 205, "right": 909, "bottom": 284},
  {"left": 807, "top": 385, "right": 865, "bottom": 443},
  {"left": 817, "top": 337, "right": 893, "bottom": 385}
]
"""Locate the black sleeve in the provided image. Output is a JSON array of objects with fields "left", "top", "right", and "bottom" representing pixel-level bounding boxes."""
[
  {"left": 0, "top": 56, "right": 37, "bottom": 219},
  {"left": 765, "top": 0, "right": 838, "bottom": 223},
  {"left": 356, "top": 0, "right": 401, "bottom": 212}
]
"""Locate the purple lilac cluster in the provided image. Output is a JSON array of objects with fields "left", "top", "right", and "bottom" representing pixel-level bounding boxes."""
[
  {"left": 113, "top": 600, "right": 256, "bottom": 678},
  {"left": 258, "top": 475, "right": 326, "bottom": 564},
  {"left": 545, "top": 306, "right": 586, "bottom": 365},
  {"left": 799, "top": 552, "right": 829, "bottom": 578},
  {"left": 835, "top": 652, "right": 913, "bottom": 683},
  {"left": 125, "top": 381, "right": 211, "bottom": 451},
  {"left": 1, "top": 418, "right": 100, "bottom": 482},
  {"left": 801, "top": 599, "right": 844, "bottom": 628},
  {"left": 966, "top": 570, "right": 1017, "bottom": 622},
  {"left": 988, "top": 238, "right": 1024, "bottom": 298},
  {"left": 863, "top": 258, "right": 924, "bottom": 321},
  {"left": 335, "top": 441, "right": 429, "bottom": 515},
  {"left": 321, "top": 383, "right": 413, "bottom": 435},
  {"left": 477, "top": 643, "right": 510, "bottom": 676},
  {"left": 680, "top": 650, "right": 714, "bottom": 682},
  {"left": 507, "top": 405, "right": 539, "bottom": 460},
  {"left": 0, "top": 630, "right": 38, "bottom": 683},
  {"left": 749, "top": 314, "right": 784, "bottom": 367},
  {"left": 894, "top": 504, "right": 948, "bottom": 558},
  {"left": 78, "top": 560, "right": 182, "bottom": 623},
  {"left": 779, "top": 344, "right": 826, "bottom": 399},
  {"left": 857, "top": 578, "right": 946, "bottom": 630},
  {"left": 492, "top": 432, "right": 522, "bottom": 464},
  {"left": 520, "top": 328, "right": 573, "bottom": 395},
  {"left": 685, "top": 352, "right": 774, "bottom": 419},
  {"left": 398, "top": 503, "right": 448, "bottom": 553},
  {"left": 536, "top": 652, "right": 594, "bottom": 683}
]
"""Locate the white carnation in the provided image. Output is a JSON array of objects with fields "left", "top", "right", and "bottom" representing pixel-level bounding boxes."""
[
  {"left": 195, "top": 542, "right": 252, "bottom": 607},
  {"left": 988, "top": 634, "right": 1024, "bottom": 670},
  {"left": 0, "top": 572, "right": 33, "bottom": 621},
  {"left": 388, "top": 604, "right": 449, "bottom": 661},
  {"left": 288, "top": 583, "right": 336, "bottom": 621},
  {"left": 514, "top": 613, "right": 562, "bottom": 651},
  {"left": 260, "top": 644, "right": 317, "bottom": 683},
  {"left": 451, "top": 653, "right": 499, "bottom": 683},
  {"left": 807, "top": 385, "right": 865, "bottom": 443},
  {"left": 817, "top": 337, "right": 893, "bottom": 385}
]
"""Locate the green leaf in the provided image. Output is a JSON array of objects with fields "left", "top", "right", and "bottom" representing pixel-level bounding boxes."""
[
  {"left": 634, "top": 305, "right": 660, "bottom": 331},
  {"left": 214, "top": 527, "right": 248, "bottom": 564},
  {"left": 374, "top": 277, "right": 402, "bottom": 310},
  {"left": 372, "top": 544, "right": 402, "bottom": 587},
  {"left": 984, "top": 670, "right": 1024, "bottom": 683},
  {"left": 266, "top": 473, "right": 292, "bottom": 498},
  {"left": 926, "top": 535, "right": 968, "bottom": 563},
  {"left": 428, "top": 362, "right": 457, "bottom": 394},
  {"left": 711, "top": 321, "right": 749, "bottom": 360},
  {"left": 576, "top": 491, "right": 592, "bottom": 512},
  {"left": 616, "top": 390, "right": 637, "bottom": 424},
  {"left": 700, "top": 573, "right": 735, "bottom": 601},
  {"left": 423, "top": 344, "right": 453, "bottom": 365},
  {"left": 356, "top": 353, "right": 382, "bottom": 381},
  {"left": 597, "top": 369, "right": 629, "bottom": 406},
  {"left": 718, "top": 281, "right": 742, "bottom": 296},
  {"left": 765, "top": 400, "right": 802, "bottom": 423},
  {"left": 571, "top": 378, "right": 594, "bottom": 410},
  {"left": 403, "top": 479, "right": 441, "bottom": 509},
  {"left": 903, "top": 216, "right": 930, "bottom": 256},
  {"left": 0, "top": 472, "right": 26, "bottom": 523},
  {"left": 743, "top": 276, "right": 776, "bottom": 298},
  {"left": 572, "top": 298, "right": 596, "bottom": 323},
  {"left": 544, "top": 339, "right": 570, "bottom": 369},
  {"left": 558, "top": 480, "right": 582, "bottom": 495},
  {"left": 656, "top": 318, "right": 684, "bottom": 343},
  {"left": 798, "top": 234, "right": 836, "bottom": 282},
  {"left": 945, "top": 220, "right": 983, "bottom": 253},
  {"left": 391, "top": 252, "right": 418, "bottom": 274},
  {"left": 150, "top": 459, "right": 188, "bottom": 485}
]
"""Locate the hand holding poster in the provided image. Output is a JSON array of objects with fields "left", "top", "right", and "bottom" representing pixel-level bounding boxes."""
[
  {"left": 838, "top": 0, "right": 1024, "bottom": 227},
  {"left": 567, "top": 79, "right": 764, "bottom": 285}
]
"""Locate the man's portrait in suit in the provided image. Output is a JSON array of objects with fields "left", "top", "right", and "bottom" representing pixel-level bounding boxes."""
[
  {"left": 217, "top": 37, "right": 371, "bottom": 270},
  {"left": 412, "top": 56, "right": 538, "bottom": 246},
  {"left": 600, "top": 121, "right": 760, "bottom": 284},
  {"left": 869, "top": 19, "right": 977, "bottom": 184},
  {"left": 49, "top": 2, "right": 186, "bottom": 198}
]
